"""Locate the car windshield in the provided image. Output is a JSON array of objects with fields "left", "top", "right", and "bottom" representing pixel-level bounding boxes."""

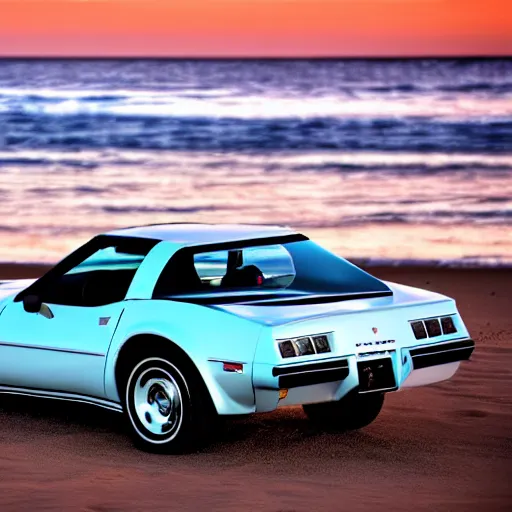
[{"left": 154, "top": 239, "right": 390, "bottom": 304}]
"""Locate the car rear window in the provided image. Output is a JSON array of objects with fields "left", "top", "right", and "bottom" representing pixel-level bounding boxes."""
[
  {"left": 193, "top": 244, "right": 296, "bottom": 289},
  {"left": 153, "top": 238, "right": 390, "bottom": 302}
]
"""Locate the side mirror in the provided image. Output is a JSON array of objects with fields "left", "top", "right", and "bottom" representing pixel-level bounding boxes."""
[{"left": 23, "top": 294, "right": 42, "bottom": 314}]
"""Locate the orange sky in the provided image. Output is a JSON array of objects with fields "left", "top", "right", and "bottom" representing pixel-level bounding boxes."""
[{"left": 1, "top": 0, "right": 511, "bottom": 57}]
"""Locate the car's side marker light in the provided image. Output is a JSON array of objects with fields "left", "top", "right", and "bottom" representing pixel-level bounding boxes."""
[
  {"left": 279, "top": 389, "right": 288, "bottom": 400},
  {"left": 223, "top": 362, "right": 244, "bottom": 373}
]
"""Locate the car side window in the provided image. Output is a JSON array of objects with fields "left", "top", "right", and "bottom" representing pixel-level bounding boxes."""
[{"left": 40, "top": 245, "right": 146, "bottom": 307}]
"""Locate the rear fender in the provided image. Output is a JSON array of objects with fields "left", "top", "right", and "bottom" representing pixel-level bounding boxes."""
[{"left": 104, "top": 299, "right": 264, "bottom": 415}]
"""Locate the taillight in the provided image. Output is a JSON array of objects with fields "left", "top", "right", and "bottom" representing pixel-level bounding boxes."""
[
  {"left": 277, "top": 333, "right": 332, "bottom": 358},
  {"left": 411, "top": 321, "right": 427, "bottom": 340},
  {"left": 424, "top": 319, "right": 442, "bottom": 337},
  {"left": 312, "top": 335, "right": 331, "bottom": 353},
  {"left": 441, "top": 316, "right": 457, "bottom": 334},
  {"left": 279, "top": 340, "right": 297, "bottom": 358},
  {"left": 295, "top": 337, "right": 315, "bottom": 356},
  {"left": 411, "top": 316, "right": 457, "bottom": 339}
]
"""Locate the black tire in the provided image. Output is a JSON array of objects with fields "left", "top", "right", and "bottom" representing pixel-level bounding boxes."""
[
  {"left": 303, "top": 390, "right": 384, "bottom": 431},
  {"left": 121, "top": 351, "right": 216, "bottom": 453}
]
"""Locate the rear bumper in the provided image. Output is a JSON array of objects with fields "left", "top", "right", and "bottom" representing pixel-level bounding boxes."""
[
  {"left": 409, "top": 339, "right": 475, "bottom": 370},
  {"left": 253, "top": 337, "right": 475, "bottom": 411},
  {"left": 272, "top": 359, "right": 350, "bottom": 388}
]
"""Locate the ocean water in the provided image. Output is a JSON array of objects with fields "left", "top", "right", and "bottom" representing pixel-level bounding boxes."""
[{"left": 0, "top": 59, "right": 511, "bottom": 265}]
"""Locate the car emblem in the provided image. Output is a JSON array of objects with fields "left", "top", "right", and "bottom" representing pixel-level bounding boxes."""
[{"left": 372, "top": 327, "right": 378, "bottom": 335}]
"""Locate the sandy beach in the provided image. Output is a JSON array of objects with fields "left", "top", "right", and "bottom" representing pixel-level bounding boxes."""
[{"left": 0, "top": 264, "right": 510, "bottom": 511}]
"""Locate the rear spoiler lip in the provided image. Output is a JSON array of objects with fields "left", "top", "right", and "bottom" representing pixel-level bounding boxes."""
[{"left": 157, "top": 290, "right": 393, "bottom": 306}]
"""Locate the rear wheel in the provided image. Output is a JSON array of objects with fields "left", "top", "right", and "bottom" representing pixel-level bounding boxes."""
[
  {"left": 122, "top": 353, "right": 215, "bottom": 453},
  {"left": 303, "top": 391, "right": 384, "bottom": 431}
]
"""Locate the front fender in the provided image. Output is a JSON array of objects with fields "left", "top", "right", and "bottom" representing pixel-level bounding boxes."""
[{"left": 104, "top": 299, "right": 264, "bottom": 415}]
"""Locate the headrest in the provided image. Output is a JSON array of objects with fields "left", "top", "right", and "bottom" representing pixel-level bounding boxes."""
[{"left": 222, "top": 265, "right": 264, "bottom": 288}]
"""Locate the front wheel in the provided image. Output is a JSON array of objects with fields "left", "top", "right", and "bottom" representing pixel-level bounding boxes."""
[
  {"left": 303, "top": 391, "right": 384, "bottom": 431},
  {"left": 124, "top": 356, "right": 213, "bottom": 453}
]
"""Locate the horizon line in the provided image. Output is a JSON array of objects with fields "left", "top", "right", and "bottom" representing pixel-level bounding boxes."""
[{"left": 0, "top": 55, "right": 511, "bottom": 61}]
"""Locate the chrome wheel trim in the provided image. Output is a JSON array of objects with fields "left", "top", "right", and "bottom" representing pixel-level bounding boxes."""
[
  {"left": 134, "top": 370, "right": 182, "bottom": 436},
  {"left": 126, "top": 358, "right": 187, "bottom": 444}
]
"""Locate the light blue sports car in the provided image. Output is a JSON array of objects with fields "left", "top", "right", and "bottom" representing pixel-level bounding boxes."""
[{"left": 0, "top": 224, "right": 475, "bottom": 452}]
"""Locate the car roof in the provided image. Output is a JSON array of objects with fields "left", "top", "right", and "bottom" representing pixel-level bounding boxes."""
[{"left": 105, "top": 223, "right": 299, "bottom": 246}]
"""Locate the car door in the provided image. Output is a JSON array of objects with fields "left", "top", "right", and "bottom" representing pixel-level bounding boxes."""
[
  {"left": 0, "top": 300, "right": 124, "bottom": 399},
  {"left": 0, "top": 236, "right": 155, "bottom": 401}
]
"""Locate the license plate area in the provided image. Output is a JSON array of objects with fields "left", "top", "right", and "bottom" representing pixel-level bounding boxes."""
[{"left": 357, "top": 357, "right": 397, "bottom": 393}]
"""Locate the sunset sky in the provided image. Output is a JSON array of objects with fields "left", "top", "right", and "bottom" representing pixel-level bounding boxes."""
[{"left": 1, "top": 0, "right": 511, "bottom": 57}]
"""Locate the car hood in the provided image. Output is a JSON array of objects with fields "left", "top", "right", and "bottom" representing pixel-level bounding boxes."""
[{"left": 213, "top": 281, "right": 453, "bottom": 327}]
